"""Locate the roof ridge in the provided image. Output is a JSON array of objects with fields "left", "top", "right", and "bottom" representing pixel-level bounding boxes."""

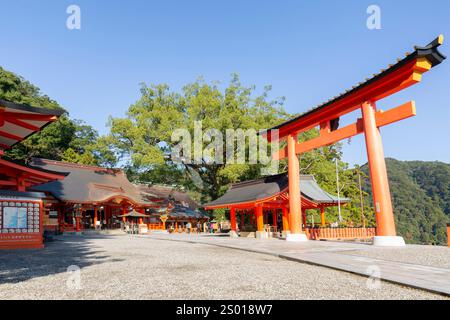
[
  {"left": 32, "top": 158, "right": 122, "bottom": 173},
  {"left": 231, "top": 173, "right": 314, "bottom": 188}
]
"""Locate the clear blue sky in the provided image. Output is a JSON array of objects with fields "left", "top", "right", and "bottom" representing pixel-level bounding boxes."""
[{"left": 0, "top": 0, "right": 449, "bottom": 166}]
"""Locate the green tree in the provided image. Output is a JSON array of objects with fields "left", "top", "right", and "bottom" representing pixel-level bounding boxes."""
[{"left": 107, "top": 75, "right": 290, "bottom": 203}]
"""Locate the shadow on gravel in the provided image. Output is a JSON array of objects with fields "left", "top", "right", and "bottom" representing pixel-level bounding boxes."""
[{"left": 0, "top": 235, "right": 123, "bottom": 284}]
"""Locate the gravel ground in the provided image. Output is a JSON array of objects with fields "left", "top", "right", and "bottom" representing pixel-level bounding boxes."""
[
  {"left": 0, "top": 235, "right": 446, "bottom": 300},
  {"left": 344, "top": 245, "right": 450, "bottom": 269}
]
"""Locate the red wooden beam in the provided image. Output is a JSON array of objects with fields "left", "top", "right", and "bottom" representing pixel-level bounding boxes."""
[
  {"left": 0, "top": 180, "right": 17, "bottom": 186},
  {"left": 2, "top": 112, "right": 58, "bottom": 121},
  {"left": 265, "top": 36, "right": 444, "bottom": 142},
  {"left": 0, "top": 130, "right": 23, "bottom": 141},
  {"left": 274, "top": 101, "right": 416, "bottom": 160},
  {"left": 0, "top": 158, "right": 66, "bottom": 180},
  {"left": 3, "top": 117, "right": 40, "bottom": 131}
]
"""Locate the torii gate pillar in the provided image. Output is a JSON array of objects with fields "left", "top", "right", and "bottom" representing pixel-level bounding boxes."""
[
  {"left": 361, "top": 102, "right": 405, "bottom": 246},
  {"left": 286, "top": 134, "right": 307, "bottom": 242}
]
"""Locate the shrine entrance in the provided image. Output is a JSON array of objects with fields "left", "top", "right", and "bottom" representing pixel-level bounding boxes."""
[{"left": 263, "top": 36, "right": 445, "bottom": 245}]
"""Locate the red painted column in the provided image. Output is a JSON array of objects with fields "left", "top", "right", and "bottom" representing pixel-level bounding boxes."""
[
  {"left": 447, "top": 223, "right": 450, "bottom": 247},
  {"left": 302, "top": 209, "right": 307, "bottom": 227},
  {"left": 240, "top": 211, "right": 245, "bottom": 228},
  {"left": 282, "top": 207, "right": 290, "bottom": 232},
  {"left": 255, "top": 206, "right": 264, "bottom": 232},
  {"left": 230, "top": 207, "right": 237, "bottom": 231},
  {"left": 94, "top": 206, "right": 98, "bottom": 229},
  {"left": 17, "top": 176, "right": 26, "bottom": 192},
  {"left": 272, "top": 210, "right": 277, "bottom": 228},
  {"left": 361, "top": 101, "right": 397, "bottom": 237},
  {"left": 320, "top": 207, "right": 326, "bottom": 227},
  {"left": 287, "top": 134, "right": 303, "bottom": 235},
  {"left": 75, "top": 216, "right": 81, "bottom": 232}
]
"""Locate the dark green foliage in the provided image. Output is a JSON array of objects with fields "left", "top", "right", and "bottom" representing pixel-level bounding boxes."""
[{"left": 361, "top": 158, "right": 449, "bottom": 245}]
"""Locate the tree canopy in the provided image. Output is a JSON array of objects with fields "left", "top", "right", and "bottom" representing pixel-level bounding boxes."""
[{"left": 107, "top": 75, "right": 290, "bottom": 201}]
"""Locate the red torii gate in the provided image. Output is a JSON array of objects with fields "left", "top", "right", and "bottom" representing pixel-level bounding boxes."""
[{"left": 264, "top": 36, "right": 446, "bottom": 245}]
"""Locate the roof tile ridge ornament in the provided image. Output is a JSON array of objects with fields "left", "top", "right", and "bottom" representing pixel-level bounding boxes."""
[{"left": 414, "top": 34, "right": 446, "bottom": 66}]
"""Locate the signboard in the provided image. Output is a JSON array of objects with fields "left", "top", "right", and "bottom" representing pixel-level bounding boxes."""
[
  {"left": 0, "top": 197, "right": 43, "bottom": 249},
  {"left": 3, "top": 207, "right": 28, "bottom": 229}
]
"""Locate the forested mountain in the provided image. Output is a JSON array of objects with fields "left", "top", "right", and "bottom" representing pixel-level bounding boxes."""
[{"left": 362, "top": 158, "right": 450, "bottom": 245}]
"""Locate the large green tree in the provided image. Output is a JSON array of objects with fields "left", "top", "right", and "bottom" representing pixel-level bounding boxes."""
[{"left": 107, "top": 75, "right": 290, "bottom": 202}]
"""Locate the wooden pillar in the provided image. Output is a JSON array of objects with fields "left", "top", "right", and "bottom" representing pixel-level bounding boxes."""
[
  {"left": 272, "top": 210, "right": 277, "bottom": 228},
  {"left": 94, "top": 206, "right": 98, "bottom": 229},
  {"left": 57, "top": 206, "right": 64, "bottom": 232},
  {"left": 122, "top": 206, "right": 126, "bottom": 223},
  {"left": 447, "top": 223, "right": 450, "bottom": 247},
  {"left": 287, "top": 134, "right": 303, "bottom": 235},
  {"left": 282, "top": 207, "right": 289, "bottom": 232},
  {"left": 240, "top": 211, "right": 245, "bottom": 227},
  {"left": 302, "top": 209, "right": 307, "bottom": 227},
  {"left": 230, "top": 207, "right": 237, "bottom": 231},
  {"left": 105, "top": 206, "right": 110, "bottom": 227},
  {"left": 255, "top": 206, "right": 264, "bottom": 232},
  {"left": 17, "top": 175, "right": 26, "bottom": 192},
  {"left": 361, "top": 101, "right": 396, "bottom": 237},
  {"left": 75, "top": 216, "right": 81, "bottom": 232},
  {"left": 320, "top": 207, "right": 326, "bottom": 227}
]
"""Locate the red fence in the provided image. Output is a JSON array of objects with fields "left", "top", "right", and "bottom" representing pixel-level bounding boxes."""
[
  {"left": 147, "top": 223, "right": 164, "bottom": 230},
  {"left": 305, "top": 227, "right": 376, "bottom": 240}
]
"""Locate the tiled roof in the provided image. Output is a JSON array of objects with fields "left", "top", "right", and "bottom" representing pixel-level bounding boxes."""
[
  {"left": 204, "top": 173, "right": 349, "bottom": 208},
  {"left": 29, "top": 158, "right": 157, "bottom": 206},
  {"left": 136, "top": 184, "right": 199, "bottom": 210}
]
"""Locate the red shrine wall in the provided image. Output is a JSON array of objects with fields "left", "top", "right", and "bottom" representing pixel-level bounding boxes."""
[{"left": 0, "top": 196, "right": 44, "bottom": 249}]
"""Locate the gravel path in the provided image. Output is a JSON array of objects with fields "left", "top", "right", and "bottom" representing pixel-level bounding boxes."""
[
  {"left": 0, "top": 235, "right": 446, "bottom": 300},
  {"left": 344, "top": 245, "right": 450, "bottom": 269}
]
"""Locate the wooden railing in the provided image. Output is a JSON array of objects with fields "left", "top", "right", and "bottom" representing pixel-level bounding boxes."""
[
  {"left": 305, "top": 227, "right": 376, "bottom": 240},
  {"left": 147, "top": 223, "right": 164, "bottom": 230}
]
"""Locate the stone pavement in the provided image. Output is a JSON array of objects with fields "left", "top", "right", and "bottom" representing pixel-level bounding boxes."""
[{"left": 145, "top": 233, "right": 450, "bottom": 296}]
